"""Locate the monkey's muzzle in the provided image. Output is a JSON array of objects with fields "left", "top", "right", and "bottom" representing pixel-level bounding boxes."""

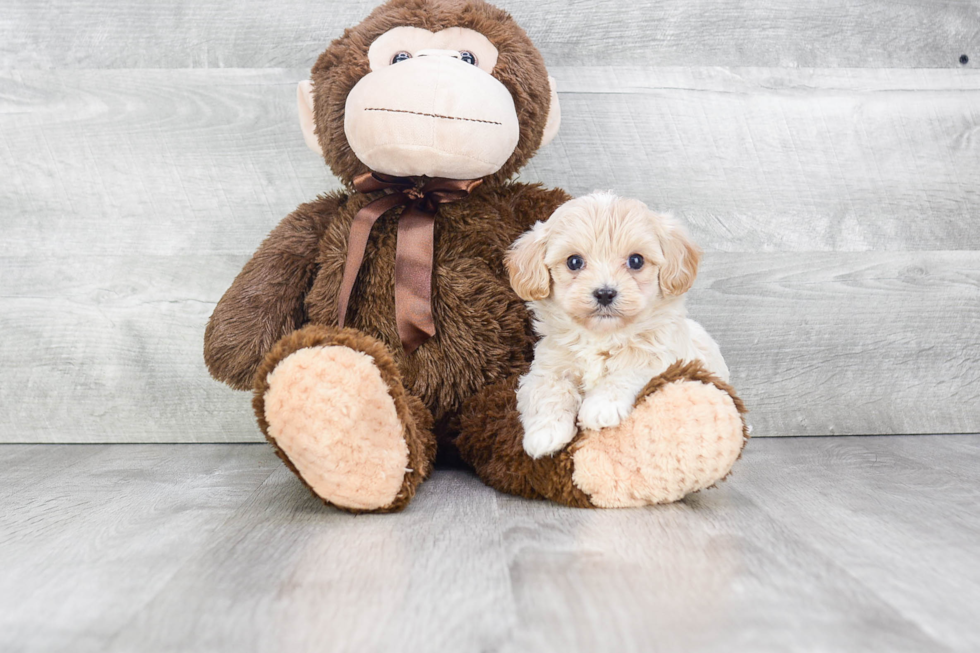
[{"left": 345, "top": 55, "right": 520, "bottom": 179}]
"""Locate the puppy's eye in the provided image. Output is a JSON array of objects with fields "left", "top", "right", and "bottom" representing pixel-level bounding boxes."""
[
  {"left": 460, "top": 51, "right": 478, "bottom": 65},
  {"left": 391, "top": 51, "right": 412, "bottom": 64},
  {"left": 566, "top": 255, "right": 585, "bottom": 271},
  {"left": 627, "top": 254, "right": 645, "bottom": 270}
]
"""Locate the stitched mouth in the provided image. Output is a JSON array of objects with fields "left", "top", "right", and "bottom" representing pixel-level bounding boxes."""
[{"left": 364, "top": 107, "right": 502, "bottom": 126}]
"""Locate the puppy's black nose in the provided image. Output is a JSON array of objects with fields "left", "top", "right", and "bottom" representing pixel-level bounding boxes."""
[{"left": 593, "top": 287, "right": 617, "bottom": 306}]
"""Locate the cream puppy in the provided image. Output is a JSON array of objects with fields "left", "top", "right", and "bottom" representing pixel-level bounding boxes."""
[{"left": 506, "top": 192, "right": 729, "bottom": 459}]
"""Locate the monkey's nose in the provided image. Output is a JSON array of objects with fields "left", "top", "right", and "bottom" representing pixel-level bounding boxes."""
[{"left": 593, "top": 287, "right": 618, "bottom": 306}]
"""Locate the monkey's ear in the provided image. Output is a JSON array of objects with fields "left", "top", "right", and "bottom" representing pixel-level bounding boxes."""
[
  {"left": 539, "top": 76, "right": 561, "bottom": 148},
  {"left": 297, "top": 80, "right": 323, "bottom": 156}
]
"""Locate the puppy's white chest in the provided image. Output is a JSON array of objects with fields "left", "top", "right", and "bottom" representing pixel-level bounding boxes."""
[{"left": 578, "top": 348, "right": 614, "bottom": 392}]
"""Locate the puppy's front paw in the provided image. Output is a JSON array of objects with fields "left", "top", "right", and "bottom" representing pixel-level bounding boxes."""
[
  {"left": 522, "top": 419, "right": 578, "bottom": 459},
  {"left": 578, "top": 396, "right": 633, "bottom": 431}
]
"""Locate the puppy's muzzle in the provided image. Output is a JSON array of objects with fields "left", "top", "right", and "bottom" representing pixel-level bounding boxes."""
[{"left": 593, "top": 286, "right": 618, "bottom": 307}]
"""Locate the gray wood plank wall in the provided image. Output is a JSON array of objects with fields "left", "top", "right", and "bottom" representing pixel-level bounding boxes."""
[{"left": 1, "top": 1, "right": 978, "bottom": 442}]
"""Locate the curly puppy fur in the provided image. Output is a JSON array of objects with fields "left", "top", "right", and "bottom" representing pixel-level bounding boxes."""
[{"left": 507, "top": 193, "right": 733, "bottom": 460}]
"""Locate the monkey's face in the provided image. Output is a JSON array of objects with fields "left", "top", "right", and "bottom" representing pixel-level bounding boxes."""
[
  {"left": 300, "top": 0, "right": 560, "bottom": 185},
  {"left": 344, "top": 27, "right": 520, "bottom": 179}
]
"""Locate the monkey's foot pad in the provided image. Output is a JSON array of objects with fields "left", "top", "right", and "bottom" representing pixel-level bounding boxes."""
[
  {"left": 263, "top": 346, "right": 409, "bottom": 511},
  {"left": 573, "top": 378, "right": 745, "bottom": 508}
]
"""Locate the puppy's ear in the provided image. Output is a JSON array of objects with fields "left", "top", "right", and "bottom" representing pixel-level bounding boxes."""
[
  {"left": 506, "top": 221, "right": 551, "bottom": 301},
  {"left": 658, "top": 217, "right": 702, "bottom": 296}
]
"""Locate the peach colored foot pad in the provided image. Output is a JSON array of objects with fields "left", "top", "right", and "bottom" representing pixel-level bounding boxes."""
[
  {"left": 263, "top": 346, "right": 409, "bottom": 511},
  {"left": 572, "top": 380, "right": 744, "bottom": 508}
]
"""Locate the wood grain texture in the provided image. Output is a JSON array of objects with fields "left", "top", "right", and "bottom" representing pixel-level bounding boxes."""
[
  {"left": 1, "top": 0, "right": 977, "bottom": 69},
  {"left": 2, "top": 251, "right": 977, "bottom": 441},
  {"left": 106, "top": 464, "right": 516, "bottom": 652},
  {"left": 0, "top": 69, "right": 333, "bottom": 259},
  {"left": 0, "top": 444, "right": 279, "bottom": 652},
  {"left": 535, "top": 67, "right": 980, "bottom": 252},
  {"left": 0, "top": 444, "right": 109, "bottom": 501},
  {"left": 2, "top": 67, "right": 978, "bottom": 257},
  {"left": 735, "top": 436, "right": 980, "bottom": 652},
  {"left": 690, "top": 251, "right": 980, "bottom": 437},
  {"left": 1, "top": 34, "right": 979, "bottom": 440},
  {"left": 0, "top": 254, "right": 256, "bottom": 443},
  {"left": 2, "top": 438, "right": 978, "bottom": 652}
]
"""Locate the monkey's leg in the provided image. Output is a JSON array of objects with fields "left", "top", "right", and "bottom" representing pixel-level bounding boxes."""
[
  {"left": 253, "top": 325, "right": 435, "bottom": 513},
  {"left": 456, "top": 361, "right": 747, "bottom": 508}
]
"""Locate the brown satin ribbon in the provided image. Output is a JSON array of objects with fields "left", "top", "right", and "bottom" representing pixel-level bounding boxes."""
[{"left": 338, "top": 171, "right": 483, "bottom": 354}]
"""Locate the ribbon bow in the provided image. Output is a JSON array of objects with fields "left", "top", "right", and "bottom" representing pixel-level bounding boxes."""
[{"left": 338, "top": 171, "right": 483, "bottom": 354}]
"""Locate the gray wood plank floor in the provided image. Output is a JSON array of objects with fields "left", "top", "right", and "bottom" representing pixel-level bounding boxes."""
[{"left": 1, "top": 436, "right": 978, "bottom": 653}]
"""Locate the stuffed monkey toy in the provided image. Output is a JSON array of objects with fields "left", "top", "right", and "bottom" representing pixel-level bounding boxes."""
[{"left": 204, "top": 0, "right": 747, "bottom": 512}]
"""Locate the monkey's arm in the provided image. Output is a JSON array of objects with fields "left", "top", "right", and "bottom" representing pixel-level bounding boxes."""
[{"left": 204, "top": 193, "right": 346, "bottom": 390}]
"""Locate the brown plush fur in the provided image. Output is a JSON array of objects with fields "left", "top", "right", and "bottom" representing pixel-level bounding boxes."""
[
  {"left": 206, "top": 182, "right": 570, "bottom": 431},
  {"left": 204, "top": 194, "right": 346, "bottom": 391},
  {"left": 253, "top": 324, "right": 436, "bottom": 513},
  {"left": 456, "top": 360, "right": 749, "bottom": 508},
  {"left": 202, "top": 0, "right": 570, "bottom": 512},
  {"left": 457, "top": 371, "right": 593, "bottom": 507},
  {"left": 309, "top": 0, "right": 553, "bottom": 187}
]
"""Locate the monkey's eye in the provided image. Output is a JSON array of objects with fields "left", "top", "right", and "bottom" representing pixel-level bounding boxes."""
[
  {"left": 391, "top": 51, "right": 412, "bottom": 64},
  {"left": 627, "top": 254, "right": 645, "bottom": 270},
  {"left": 566, "top": 255, "right": 585, "bottom": 271},
  {"left": 460, "top": 51, "right": 478, "bottom": 65}
]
